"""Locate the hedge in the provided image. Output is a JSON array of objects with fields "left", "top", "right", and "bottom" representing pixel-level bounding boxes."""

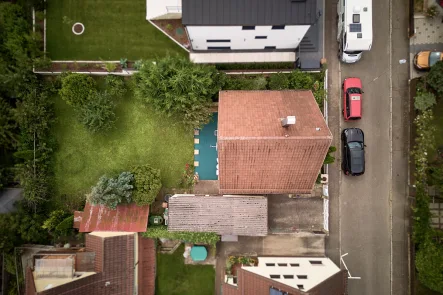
[{"left": 143, "top": 226, "right": 220, "bottom": 246}]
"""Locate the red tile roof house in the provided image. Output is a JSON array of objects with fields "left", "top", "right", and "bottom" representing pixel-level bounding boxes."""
[
  {"left": 223, "top": 257, "right": 348, "bottom": 295},
  {"left": 25, "top": 203, "right": 156, "bottom": 295},
  {"left": 218, "top": 90, "right": 332, "bottom": 195}
]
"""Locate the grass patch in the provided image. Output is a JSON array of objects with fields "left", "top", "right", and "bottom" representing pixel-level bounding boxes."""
[
  {"left": 156, "top": 244, "right": 215, "bottom": 295},
  {"left": 46, "top": 0, "right": 186, "bottom": 60},
  {"left": 52, "top": 88, "right": 193, "bottom": 197}
]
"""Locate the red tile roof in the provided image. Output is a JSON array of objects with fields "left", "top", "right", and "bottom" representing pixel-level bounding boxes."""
[
  {"left": 222, "top": 268, "right": 348, "bottom": 295},
  {"left": 218, "top": 90, "right": 332, "bottom": 194},
  {"left": 78, "top": 202, "right": 149, "bottom": 232},
  {"left": 138, "top": 234, "right": 156, "bottom": 295}
]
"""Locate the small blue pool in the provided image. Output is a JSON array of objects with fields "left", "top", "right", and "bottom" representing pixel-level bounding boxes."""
[{"left": 194, "top": 113, "right": 218, "bottom": 180}]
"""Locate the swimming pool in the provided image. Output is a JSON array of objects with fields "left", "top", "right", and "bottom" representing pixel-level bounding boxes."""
[{"left": 194, "top": 113, "right": 218, "bottom": 180}]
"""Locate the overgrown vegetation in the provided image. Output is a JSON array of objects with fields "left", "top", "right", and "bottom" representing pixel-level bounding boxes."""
[
  {"left": 134, "top": 56, "right": 225, "bottom": 128},
  {"left": 143, "top": 226, "right": 220, "bottom": 246},
  {"left": 215, "top": 62, "right": 294, "bottom": 71},
  {"left": 412, "top": 71, "right": 443, "bottom": 293}
]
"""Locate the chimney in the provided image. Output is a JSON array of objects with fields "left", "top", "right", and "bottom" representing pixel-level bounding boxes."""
[{"left": 281, "top": 116, "right": 296, "bottom": 127}]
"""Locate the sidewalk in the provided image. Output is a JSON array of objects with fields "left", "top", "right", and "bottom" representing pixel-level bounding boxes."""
[{"left": 409, "top": 0, "right": 443, "bottom": 78}]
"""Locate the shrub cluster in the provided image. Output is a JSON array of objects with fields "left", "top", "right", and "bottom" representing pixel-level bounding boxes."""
[{"left": 143, "top": 226, "right": 220, "bottom": 246}]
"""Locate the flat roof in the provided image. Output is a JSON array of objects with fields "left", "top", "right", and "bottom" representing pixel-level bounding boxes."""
[
  {"left": 345, "top": 0, "right": 372, "bottom": 50},
  {"left": 183, "top": 0, "right": 317, "bottom": 26}
]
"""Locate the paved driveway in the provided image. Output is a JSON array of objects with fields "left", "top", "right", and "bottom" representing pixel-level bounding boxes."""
[{"left": 268, "top": 195, "right": 324, "bottom": 233}]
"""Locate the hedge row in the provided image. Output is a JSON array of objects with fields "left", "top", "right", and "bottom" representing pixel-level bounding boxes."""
[{"left": 142, "top": 226, "right": 220, "bottom": 246}]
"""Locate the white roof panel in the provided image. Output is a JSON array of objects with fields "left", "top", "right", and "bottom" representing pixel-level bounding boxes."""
[{"left": 345, "top": 0, "right": 372, "bottom": 51}]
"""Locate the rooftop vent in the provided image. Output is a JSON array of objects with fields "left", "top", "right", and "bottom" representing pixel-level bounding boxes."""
[{"left": 281, "top": 116, "right": 296, "bottom": 127}]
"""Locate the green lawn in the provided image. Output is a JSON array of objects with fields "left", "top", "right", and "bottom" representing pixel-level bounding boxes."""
[
  {"left": 46, "top": 0, "right": 186, "bottom": 60},
  {"left": 52, "top": 89, "right": 193, "bottom": 197},
  {"left": 156, "top": 244, "right": 215, "bottom": 295}
]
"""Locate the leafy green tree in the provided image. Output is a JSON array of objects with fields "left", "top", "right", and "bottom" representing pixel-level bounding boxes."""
[
  {"left": 87, "top": 172, "right": 134, "bottom": 209},
  {"left": 59, "top": 73, "right": 97, "bottom": 107},
  {"left": 131, "top": 165, "right": 162, "bottom": 205},
  {"left": 0, "top": 213, "right": 20, "bottom": 252},
  {"left": 54, "top": 215, "right": 74, "bottom": 237},
  {"left": 105, "top": 75, "right": 127, "bottom": 97},
  {"left": 414, "top": 92, "right": 437, "bottom": 112},
  {"left": 133, "top": 56, "right": 225, "bottom": 128},
  {"left": 0, "top": 97, "right": 17, "bottom": 149},
  {"left": 416, "top": 236, "right": 443, "bottom": 293},
  {"left": 42, "top": 210, "right": 68, "bottom": 233},
  {"left": 77, "top": 91, "right": 116, "bottom": 133},
  {"left": 289, "top": 70, "right": 314, "bottom": 89},
  {"left": 427, "top": 61, "right": 443, "bottom": 98}
]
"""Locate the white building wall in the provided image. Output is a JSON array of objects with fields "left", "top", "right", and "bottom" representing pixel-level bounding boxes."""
[
  {"left": 242, "top": 257, "right": 340, "bottom": 291},
  {"left": 187, "top": 25, "right": 310, "bottom": 51}
]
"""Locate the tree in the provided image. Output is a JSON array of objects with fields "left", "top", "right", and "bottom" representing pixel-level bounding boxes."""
[
  {"left": 414, "top": 92, "right": 436, "bottom": 112},
  {"left": 416, "top": 236, "right": 443, "bottom": 293},
  {"left": 427, "top": 61, "right": 443, "bottom": 98},
  {"left": 42, "top": 210, "right": 68, "bottom": 233},
  {"left": 0, "top": 97, "right": 17, "bottom": 149},
  {"left": 131, "top": 165, "right": 162, "bottom": 205},
  {"left": 77, "top": 91, "right": 117, "bottom": 133},
  {"left": 133, "top": 56, "right": 225, "bottom": 128},
  {"left": 59, "top": 73, "right": 96, "bottom": 107},
  {"left": 87, "top": 172, "right": 134, "bottom": 209}
]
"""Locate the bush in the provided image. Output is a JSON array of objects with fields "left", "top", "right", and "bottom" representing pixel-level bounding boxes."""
[
  {"left": 55, "top": 215, "right": 74, "bottom": 237},
  {"left": 269, "top": 73, "right": 289, "bottom": 90},
  {"left": 42, "top": 210, "right": 67, "bottom": 233},
  {"left": 224, "top": 75, "right": 267, "bottom": 90},
  {"left": 134, "top": 56, "right": 225, "bottom": 128},
  {"left": 427, "top": 61, "right": 443, "bottom": 98},
  {"left": 77, "top": 91, "right": 117, "bottom": 133},
  {"left": 288, "top": 70, "right": 314, "bottom": 89},
  {"left": 105, "top": 75, "right": 126, "bottom": 97},
  {"left": 59, "top": 73, "right": 97, "bottom": 107},
  {"left": 142, "top": 226, "right": 220, "bottom": 246},
  {"left": 105, "top": 62, "right": 117, "bottom": 72},
  {"left": 0, "top": 96, "right": 18, "bottom": 149},
  {"left": 324, "top": 146, "right": 337, "bottom": 164},
  {"left": 87, "top": 172, "right": 134, "bottom": 209},
  {"left": 414, "top": 92, "right": 436, "bottom": 112},
  {"left": 131, "top": 165, "right": 162, "bottom": 206},
  {"left": 415, "top": 236, "right": 443, "bottom": 293}
]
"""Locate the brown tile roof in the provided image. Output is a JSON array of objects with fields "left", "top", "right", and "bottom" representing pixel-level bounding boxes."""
[
  {"left": 79, "top": 202, "right": 149, "bottom": 232},
  {"left": 222, "top": 268, "right": 348, "bottom": 295},
  {"left": 168, "top": 195, "right": 268, "bottom": 236},
  {"left": 26, "top": 233, "right": 136, "bottom": 295},
  {"left": 138, "top": 234, "right": 156, "bottom": 295},
  {"left": 218, "top": 90, "right": 332, "bottom": 194}
]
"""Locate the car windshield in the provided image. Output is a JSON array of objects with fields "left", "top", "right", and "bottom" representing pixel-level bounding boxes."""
[
  {"left": 347, "top": 87, "right": 362, "bottom": 94},
  {"left": 348, "top": 142, "right": 363, "bottom": 149},
  {"left": 344, "top": 51, "right": 362, "bottom": 54},
  {"left": 429, "top": 52, "right": 442, "bottom": 66}
]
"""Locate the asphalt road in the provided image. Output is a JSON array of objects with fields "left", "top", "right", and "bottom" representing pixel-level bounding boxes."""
[{"left": 325, "top": 0, "right": 410, "bottom": 294}]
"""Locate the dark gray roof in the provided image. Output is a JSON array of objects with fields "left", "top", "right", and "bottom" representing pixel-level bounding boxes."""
[{"left": 182, "top": 0, "right": 317, "bottom": 26}]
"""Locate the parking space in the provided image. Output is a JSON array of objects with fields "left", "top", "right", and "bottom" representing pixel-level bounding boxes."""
[{"left": 267, "top": 195, "right": 325, "bottom": 233}]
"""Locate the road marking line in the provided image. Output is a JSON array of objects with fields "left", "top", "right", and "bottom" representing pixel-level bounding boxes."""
[{"left": 389, "top": 0, "right": 394, "bottom": 293}]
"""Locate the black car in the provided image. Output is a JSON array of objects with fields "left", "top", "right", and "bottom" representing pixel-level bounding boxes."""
[{"left": 341, "top": 128, "right": 365, "bottom": 176}]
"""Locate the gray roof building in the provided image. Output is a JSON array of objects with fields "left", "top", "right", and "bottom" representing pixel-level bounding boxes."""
[
  {"left": 167, "top": 195, "right": 268, "bottom": 236},
  {"left": 182, "top": 0, "right": 317, "bottom": 26}
]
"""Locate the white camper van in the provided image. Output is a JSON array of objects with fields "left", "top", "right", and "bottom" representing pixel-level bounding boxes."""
[{"left": 337, "top": 0, "right": 373, "bottom": 63}]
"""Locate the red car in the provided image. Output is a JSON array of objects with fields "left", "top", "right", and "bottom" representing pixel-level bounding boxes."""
[{"left": 342, "top": 77, "right": 363, "bottom": 121}]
